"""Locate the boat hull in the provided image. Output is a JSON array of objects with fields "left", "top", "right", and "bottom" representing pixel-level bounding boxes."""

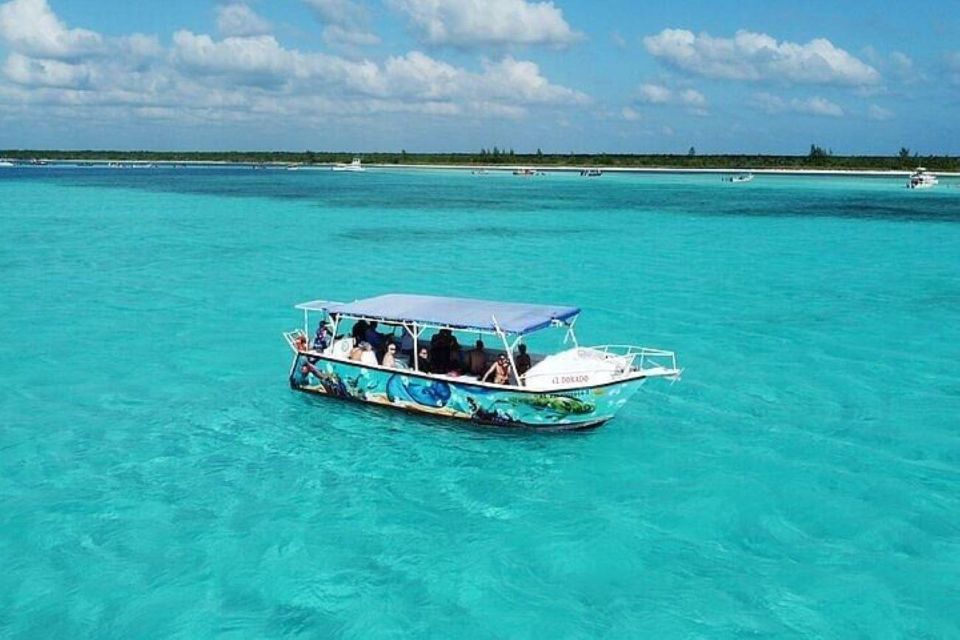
[{"left": 289, "top": 353, "right": 645, "bottom": 430}]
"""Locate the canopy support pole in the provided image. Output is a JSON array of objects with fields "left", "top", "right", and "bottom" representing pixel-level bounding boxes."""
[
  {"left": 492, "top": 315, "right": 521, "bottom": 386},
  {"left": 328, "top": 313, "right": 340, "bottom": 354},
  {"left": 509, "top": 335, "right": 526, "bottom": 385},
  {"left": 565, "top": 316, "right": 580, "bottom": 348},
  {"left": 410, "top": 322, "right": 421, "bottom": 371}
]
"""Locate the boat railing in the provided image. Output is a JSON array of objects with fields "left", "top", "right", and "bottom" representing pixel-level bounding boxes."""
[
  {"left": 283, "top": 329, "right": 306, "bottom": 351},
  {"left": 587, "top": 344, "right": 679, "bottom": 375}
]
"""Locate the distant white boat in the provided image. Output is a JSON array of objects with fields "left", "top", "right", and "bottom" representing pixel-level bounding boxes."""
[
  {"left": 512, "top": 167, "right": 543, "bottom": 176},
  {"left": 907, "top": 167, "right": 937, "bottom": 189},
  {"left": 723, "top": 172, "right": 754, "bottom": 183},
  {"left": 579, "top": 169, "right": 602, "bottom": 177},
  {"left": 333, "top": 158, "right": 364, "bottom": 172},
  {"left": 0, "top": 160, "right": 14, "bottom": 167}
]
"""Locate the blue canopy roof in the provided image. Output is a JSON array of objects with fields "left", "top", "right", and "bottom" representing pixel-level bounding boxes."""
[{"left": 321, "top": 293, "right": 580, "bottom": 335}]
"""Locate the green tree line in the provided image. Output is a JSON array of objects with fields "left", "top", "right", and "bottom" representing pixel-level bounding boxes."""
[{"left": 2, "top": 148, "right": 957, "bottom": 171}]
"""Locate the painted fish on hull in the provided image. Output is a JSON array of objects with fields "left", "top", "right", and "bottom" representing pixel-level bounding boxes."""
[
  {"left": 386, "top": 374, "right": 452, "bottom": 407},
  {"left": 509, "top": 394, "right": 595, "bottom": 415}
]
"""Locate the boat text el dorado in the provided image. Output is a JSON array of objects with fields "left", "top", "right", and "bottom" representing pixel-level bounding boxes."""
[{"left": 284, "top": 294, "right": 681, "bottom": 430}]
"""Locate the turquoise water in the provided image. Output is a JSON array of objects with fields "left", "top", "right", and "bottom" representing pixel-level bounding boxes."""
[{"left": 1, "top": 166, "right": 958, "bottom": 637}]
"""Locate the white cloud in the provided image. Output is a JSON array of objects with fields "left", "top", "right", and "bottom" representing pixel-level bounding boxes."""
[
  {"left": 166, "top": 31, "right": 588, "bottom": 107},
  {"left": 119, "top": 33, "right": 164, "bottom": 60},
  {"left": 636, "top": 83, "right": 707, "bottom": 113},
  {"left": 643, "top": 28, "right": 880, "bottom": 86},
  {"left": 322, "top": 25, "right": 380, "bottom": 47},
  {"left": 390, "top": 0, "right": 581, "bottom": 48},
  {"left": 382, "top": 50, "right": 461, "bottom": 98},
  {"left": 0, "top": 0, "right": 103, "bottom": 60},
  {"left": 0, "top": 0, "right": 591, "bottom": 130},
  {"left": 171, "top": 32, "right": 299, "bottom": 86},
  {"left": 799, "top": 96, "right": 844, "bottom": 116},
  {"left": 216, "top": 3, "right": 272, "bottom": 38},
  {"left": 621, "top": 106, "right": 640, "bottom": 121},
  {"left": 679, "top": 88, "right": 706, "bottom": 107},
  {"left": 476, "top": 56, "right": 589, "bottom": 105},
  {"left": 3, "top": 51, "right": 90, "bottom": 88},
  {"left": 886, "top": 50, "right": 923, "bottom": 85},
  {"left": 752, "top": 92, "right": 844, "bottom": 117},
  {"left": 867, "top": 104, "right": 893, "bottom": 121},
  {"left": 303, "top": 0, "right": 380, "bottom": 46},
  {"left": 638, "top": 83, "right": 671, "bottom": 104}
]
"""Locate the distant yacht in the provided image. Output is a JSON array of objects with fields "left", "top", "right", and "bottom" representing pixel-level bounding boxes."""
[
  {"left": 333, "top": 158, "right": 364, "bottom": 172},
  {"left": 579, "top": 169, "right": 602, "bottom": 177},
  {"left": 907, "top": 167, "right": 937, "bottom": 189},
  {"left": 512, "top": 167, "right": 542, "bottom": 176},
  {"left": 723, "top": 172, "right": 754, "bottom": 183},
  {"left": 0, "top": 159, "right": 14, "bottom": 167}
]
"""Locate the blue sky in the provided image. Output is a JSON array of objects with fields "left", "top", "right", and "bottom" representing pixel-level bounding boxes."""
[{"left": 1, "top": 0, "right": 958, "bottom": 153}]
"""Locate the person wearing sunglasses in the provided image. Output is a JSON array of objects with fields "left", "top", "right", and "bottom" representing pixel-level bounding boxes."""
[
  {"left": 416, "top": 347, "right": 432, "bottom": 373},
  {"left": 482, "top": 354, "right": 512, "bottom": 385},
  {"left": 381, "top": 342, "right": 399, "bottom": 368}
]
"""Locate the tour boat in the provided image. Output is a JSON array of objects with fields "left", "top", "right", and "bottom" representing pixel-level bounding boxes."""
[
  {"left": 283, "top": 293, "right": 681, "bottom": 430},
  {"left": 333, "top": 158, "right": 365, "bottom": 172},
  {"left": 723, "top": 172, "right": 754, "bottom": 183},
  {"left": 907, "top": 167, "right": 937, "bottom": 189},
  {"left": 580, "top": 169, "right": 603, "bottom": 177},
  {"left": 0, "top": 160, "right": 14, "bottom": 167},
  {"left": 512, "top": 167, "right": 540, "bottom": 176}
]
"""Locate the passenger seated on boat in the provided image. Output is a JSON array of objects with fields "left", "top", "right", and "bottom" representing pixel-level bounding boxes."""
[
  {"left": 466, "top": 340, "right": 487, "bottom": 376},
  {"left": 297, "top": 361, "right": 323, "bottom": 386},
  {"left": 515, "top": 344, "right": 532, "bottom": 376},
  {"left": 482, "top": 354, "right": 512, "bottom": 385},
  {"left": 312, "top": 322, "right": 331, "bottom": 351},
  {"left": 294, "top": 334, "right": 308, "bottom": 352},
  {"left": 450, "top": 334, "right": 461, "bottom": 358},
  {"left": 400, "top": 330, "right": 414, "bottom": 357},
  {"left": 359, "top": 341, "right": 378, "bottom": 366},
  {"left": 298, "top": 364, "right": 314, "bottom": 385},
  {"left": 446, "top": 351, "right": 463, "bottom": 376},
  {"left": 381, "top": 342, "right": 398, "bottom": 368},
  {"left": 364, "top": 321, "right": 386, "bottom": 352},
  {"left": 349, "top": 342, "right": 364, "bottom": 362},
  {"left": 430, "top": 328, "right": 455, "bottom": 370},
  {"left": 416, "top": 347, "right": 432, "bottom": 373},
  {"left": 351, "top": 319, "right": 368, "bottom": 344}
]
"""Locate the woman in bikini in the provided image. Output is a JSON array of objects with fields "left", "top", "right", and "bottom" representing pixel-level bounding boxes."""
[{"left": 482, "top": 354, "right": 512, "bottom": 385}]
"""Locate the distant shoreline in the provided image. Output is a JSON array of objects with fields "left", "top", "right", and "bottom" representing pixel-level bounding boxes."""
[
  {"left": 3, "top": 149, "right": 959, "bottom": 174},
  {"left": 3, "top": 158, "right": 959, "bottom": 177},
  {"left": 371, "top": 164, "right": 960, "bottom": 177}
]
